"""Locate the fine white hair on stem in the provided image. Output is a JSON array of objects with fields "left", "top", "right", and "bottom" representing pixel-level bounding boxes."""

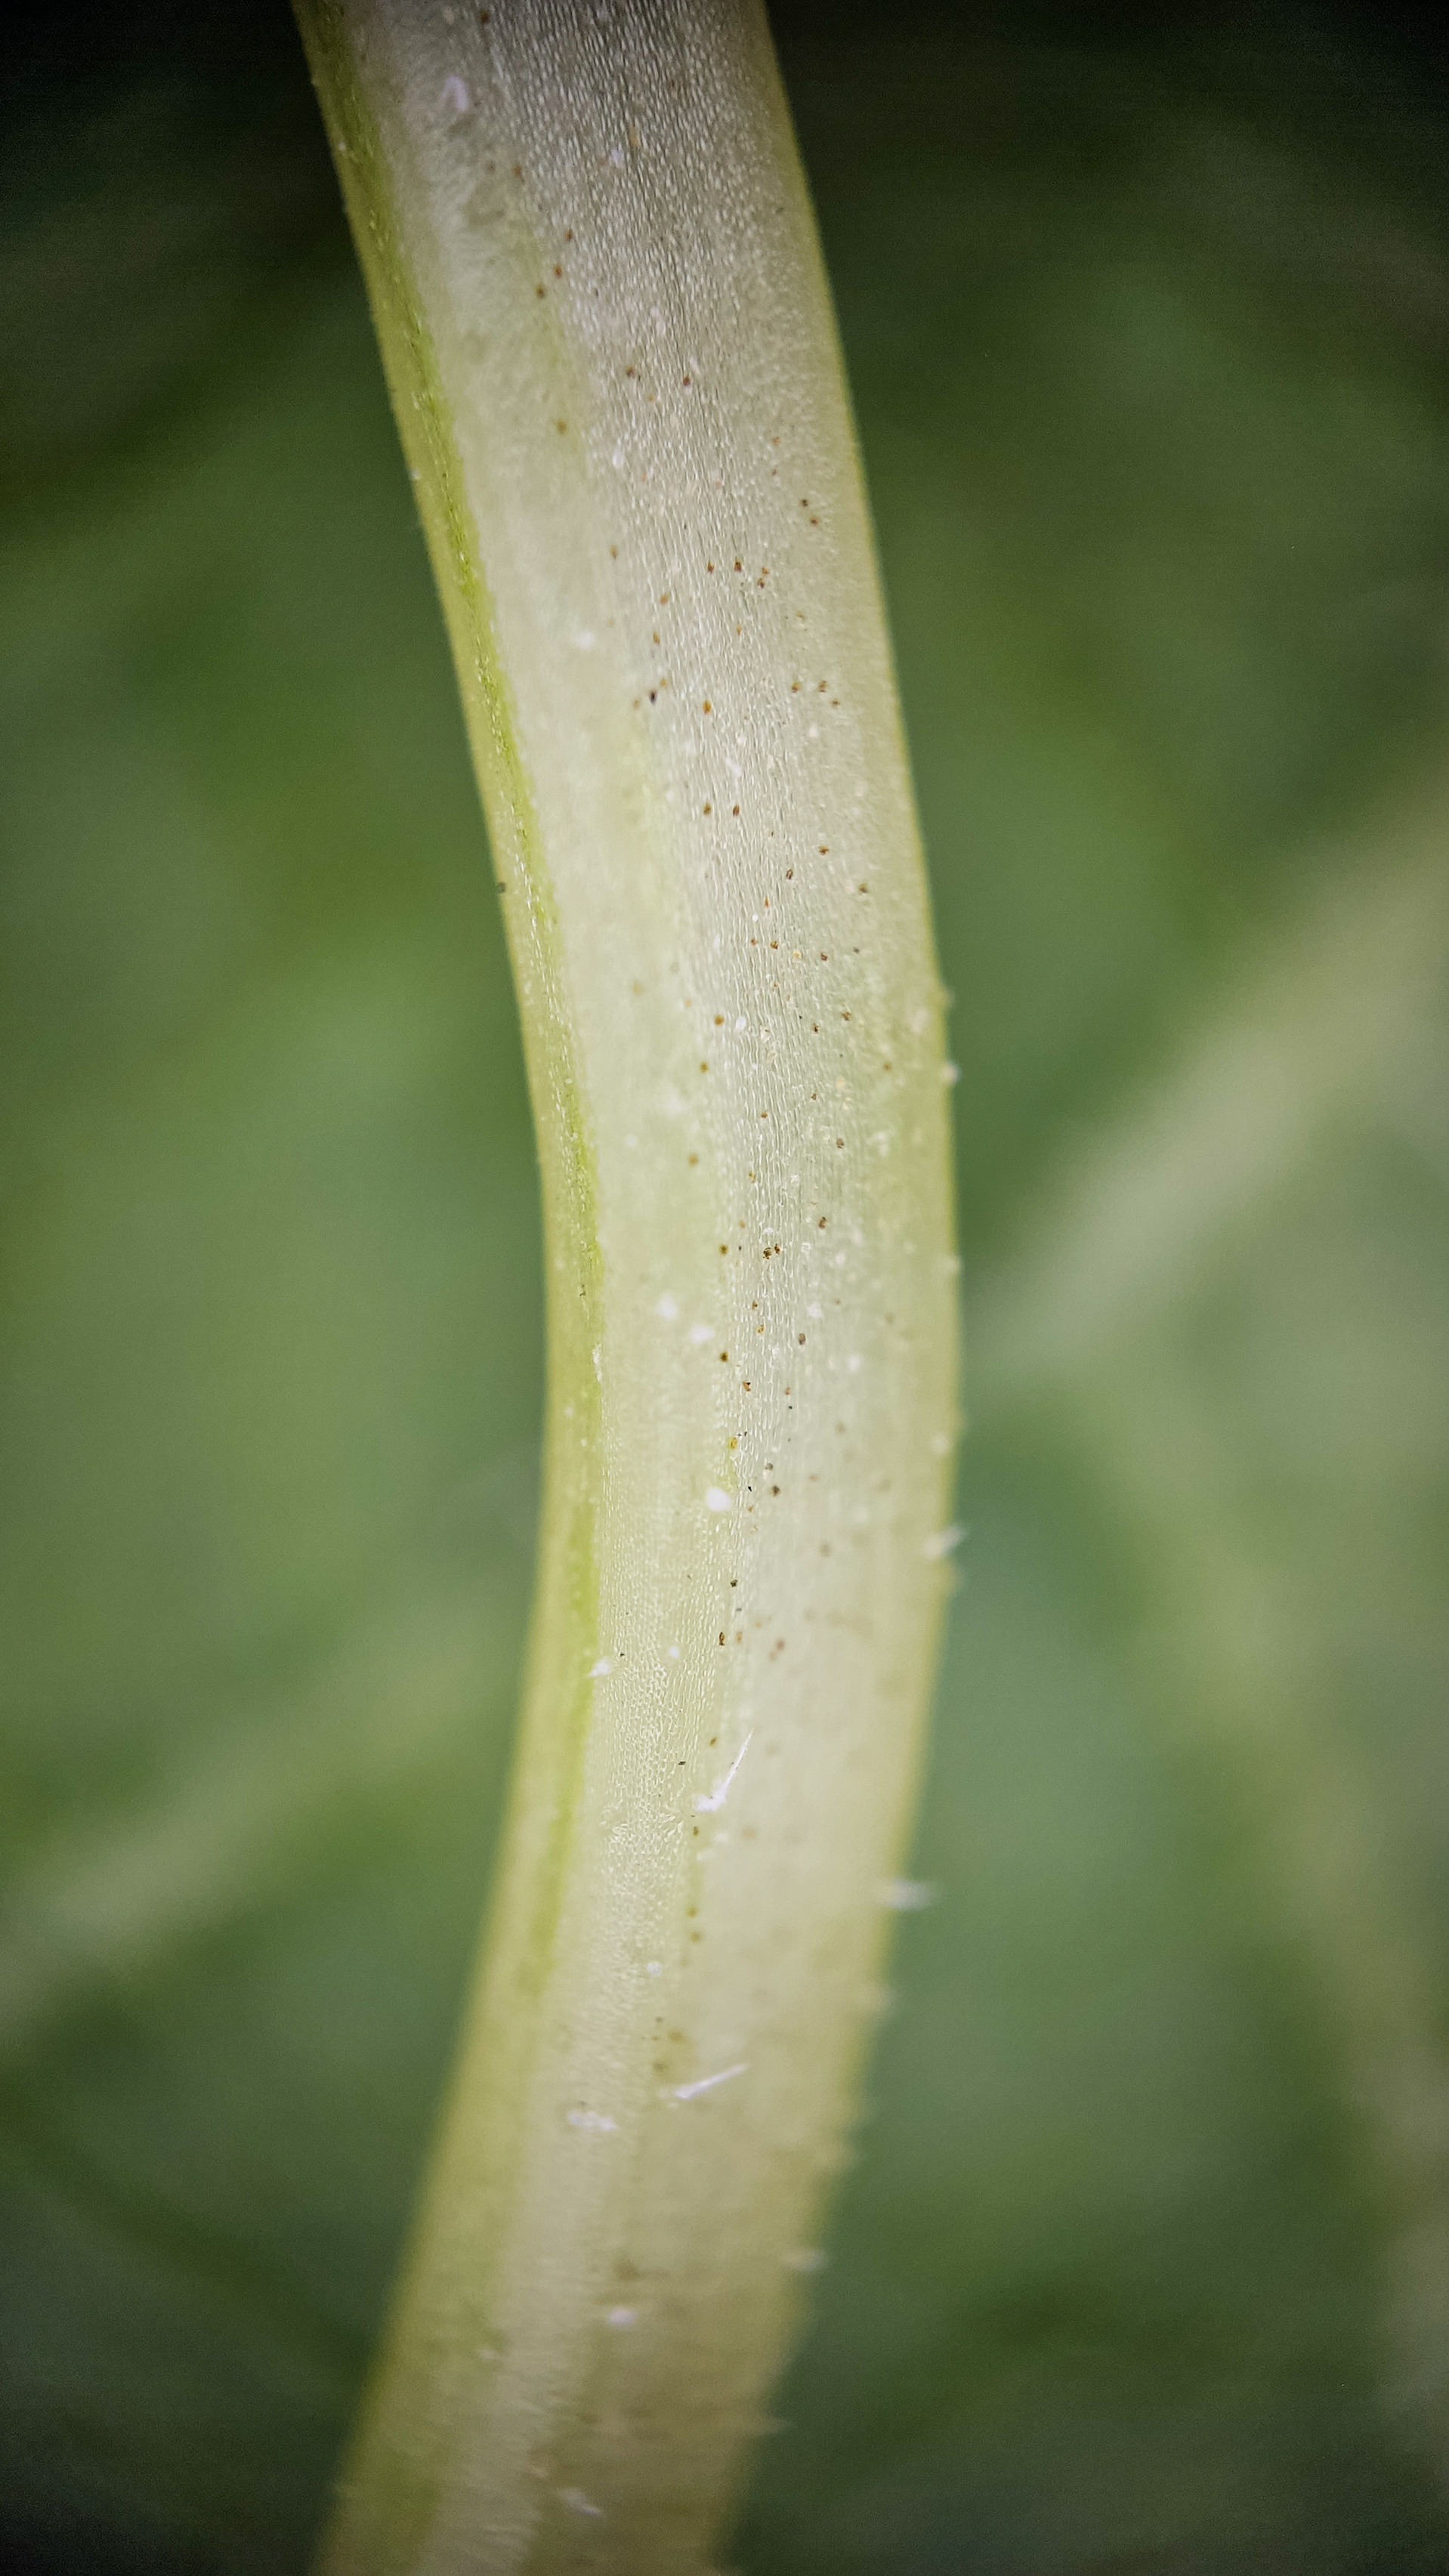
[{"left": 296, "top": 1, "right": 958, "bottom": 2567}]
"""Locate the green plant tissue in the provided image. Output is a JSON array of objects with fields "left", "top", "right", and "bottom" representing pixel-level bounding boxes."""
[{"left": 2, "top": 5, "right": 1448, "bottom": 2571}]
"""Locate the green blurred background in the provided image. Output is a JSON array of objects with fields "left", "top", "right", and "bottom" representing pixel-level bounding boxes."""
[{"left": 3, "top": 3, "right": 1449, "bottom": 2567}]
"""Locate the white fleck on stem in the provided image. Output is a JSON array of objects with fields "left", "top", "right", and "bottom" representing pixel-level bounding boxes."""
[
  {"left": 694, "top": 1732, "right": 752, "bottom": 1815},
  {"left": 669, "top": 2062, "right": 750, "bottom": 2105},
  {"left": 295, "top": 2, "right": 958, "bottom": 2569}
]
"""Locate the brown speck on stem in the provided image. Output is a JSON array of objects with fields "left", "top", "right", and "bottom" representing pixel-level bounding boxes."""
[{"left": 703, "top": 803, "right": 712, "bottom": 815}]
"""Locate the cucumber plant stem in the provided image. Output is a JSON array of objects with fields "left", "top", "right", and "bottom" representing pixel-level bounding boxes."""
[{"left": 295, "top": 4, "right": 959, "bottom": 2566}]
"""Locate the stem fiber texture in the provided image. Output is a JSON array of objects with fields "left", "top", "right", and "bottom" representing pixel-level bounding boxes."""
[{"left": 295, "top": 3, "right": 959, "bottom": 2566}]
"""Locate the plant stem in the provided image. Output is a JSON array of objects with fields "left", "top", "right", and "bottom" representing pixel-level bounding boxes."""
[{"left": 295, "top": 3, "right": 958, "bottom": 2566}]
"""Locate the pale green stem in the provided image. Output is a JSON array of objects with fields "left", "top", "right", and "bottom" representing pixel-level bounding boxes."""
[{"left": 294, "top": 4, "right": 958, "bottom": 2568}]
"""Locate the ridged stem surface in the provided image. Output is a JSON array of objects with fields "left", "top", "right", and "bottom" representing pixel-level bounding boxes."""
[{"left": 295, "top": 4, "right": 959, "bottom": 2566}]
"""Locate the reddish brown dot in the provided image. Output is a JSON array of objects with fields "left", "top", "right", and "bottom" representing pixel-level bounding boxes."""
[
  {"left": 734, "top": 558, "right": 743, "bottom": 570},
  {"left": 702, "top": 700, "right": 712, "bottom": 712},
  {"left": 682, "top": 375, "right": 692, "bottom": 387},
  {"left": 714, "top": 1014, "right": 724, "bottom": 1025},
  {"left": 719, "top": 1351, "right": 728, "bottom": 1362},
  {"left": 732, "top": 805, "right": 740, "bottom": 816},
  {"left": 798, "top": 1333, "right": 806, "bottom": 1345},
  {"left": 785, "top": 867, "right": 794, "bottom": 878},
  {"left": 819, "top": 843, "right": 829, "bottom": 854},
  {"left": 688, "top": 1152, "right": 699, "bottom": 1166},
  {"left": 553, "top": 263, "right": 563, "bottom": 276},
  {"left": 555, "top": 420, "right": 567, "bottom": 434},
  {"left": 703, "top": 803, "right": 712, "bottom": 814},
  {"left": 536, "top": 285, "right": 546, "bottom": 298},
  {"left": 660, "top": 593, "right": 671, "bottom": 604}
]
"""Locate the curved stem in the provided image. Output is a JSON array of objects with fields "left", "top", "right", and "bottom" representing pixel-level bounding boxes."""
[{"left": 295, "top": 4, "right": 958, "bottom": 2567}]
